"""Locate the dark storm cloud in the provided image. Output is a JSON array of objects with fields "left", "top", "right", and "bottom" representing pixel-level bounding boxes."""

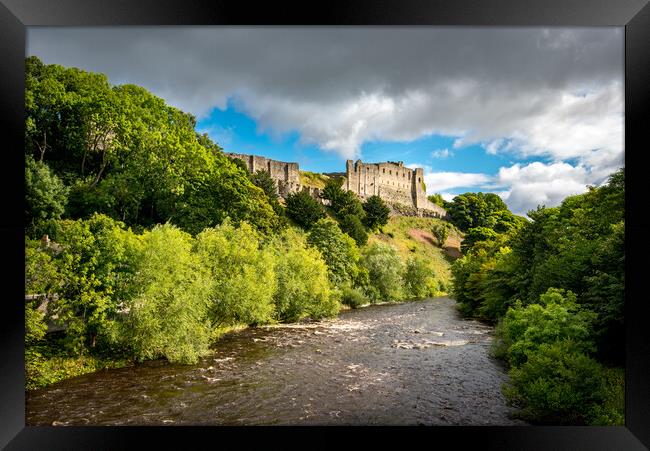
[{"left": 27, "top": 27, "right": 622, "bottom": 111}]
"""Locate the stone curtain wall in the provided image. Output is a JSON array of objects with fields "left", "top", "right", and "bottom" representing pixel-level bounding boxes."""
[{"left": 226, "top": 152, "right": 301, "bottom": 196}]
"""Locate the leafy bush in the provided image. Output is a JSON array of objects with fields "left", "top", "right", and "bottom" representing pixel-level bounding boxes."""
[
  {"left": 307, "top": 218, "right": 360, "bottom": 287},
  {"left": 322, "top": 177, "right": 365, "bottom": 220},
  {"left": 495, "top": 288, "right": 596, "bottom": 367},
  {"left": 25, "top": 155, "right": 69, "bottom": 237},
  {"left": 339, "top": 214, "right": 368, "bottom": 246},
  {"left": 461, "top": 227, "right": 499, "bottom": 253},
  {"left": 120, "top": 224, "right": 212, "bottom": 364},
  {"left": 430, "top": 222, "right": 451, "bottom": 247},
  {"left": 271, "top": 229, "right": 339, "bottom": 322},
  {"left": 504, "top": 340, "right": 607, "bottom": 424},
  {"left": 403, "top": 257, "right": 437, "bottom": 300},
  {"left": 360, "top": 242, "right": 405, "bottom": 302},
  {"left": 43, "top": 214, "right": 136, "bottom": 354},
  {"left": 427, "top": 193, "right": 445, "bottom": 207},
  {"left": 194, "top": 220, "right": 276, "bottom": 327},
  {"left": 341, "top": 286, "right": 369, "bottom": 309}
]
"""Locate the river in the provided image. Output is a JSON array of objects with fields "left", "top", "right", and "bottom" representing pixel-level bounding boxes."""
[{"left": 26, "top": 297, "right": 525, "bottom": 426}]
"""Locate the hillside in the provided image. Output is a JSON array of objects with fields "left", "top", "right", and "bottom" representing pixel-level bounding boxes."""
[
  {"left": 299, "top": 170, "right": 331, "bottom": 189},
  {"left": 369, "top": 216, "right": 462, "bottom": 292}
]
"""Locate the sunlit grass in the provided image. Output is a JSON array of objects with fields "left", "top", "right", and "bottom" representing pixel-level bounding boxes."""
[{"left": 368, "top": 216, "right": 461, "bottom": 292}]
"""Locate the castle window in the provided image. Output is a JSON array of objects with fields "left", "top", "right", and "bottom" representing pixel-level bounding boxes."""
[
  {"left": 382, "top": 168, "right": 385, "bottom": 174},
  {"left": 418, "top": 177, "right": 421, "bottom": 182},
  {"left": 389, "top": 170, "right": 392, "bottom": 175}
]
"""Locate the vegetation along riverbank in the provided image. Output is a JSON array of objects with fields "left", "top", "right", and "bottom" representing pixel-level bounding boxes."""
[{"left": 444, "top": 176, "right": 625, "bottom": 425}]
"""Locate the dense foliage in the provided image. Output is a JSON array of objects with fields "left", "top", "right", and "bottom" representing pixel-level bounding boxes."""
[
  {"left": 427, "top": 193, "right": 445, "bottom": 207},
  {"left": 430, "top": 222, "right": 452, "bottom": 247},
  {"left": 307, "top": 218, "right": 360, "bottom": 287},
  {"left": 403, "top": 257, "right": 439, "bottom": 300},
  {"left": 25, "top": 56, "right": 279, "bottom": 235},
  {"left": 360, "top": 242, "right": 406, "bottom": 302},
  {"left": 285, "top": 190, "right": 326, "bottom": 229},
  {"left": 271, "top": 229, "right": 339, "bottom": 322},
  {"left": 450, "top": 169, "right": 625, "bottom": 425},
  {"left": 362, "top": 195, "right": 390, "bottom": 231},
  {"left": 195, "top": 221, "right": 276, "bottom": 328}
]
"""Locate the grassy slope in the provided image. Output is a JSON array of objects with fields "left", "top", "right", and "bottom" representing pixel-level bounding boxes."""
[
  {"left": 369, "top": 216, "right": 462, "bottom": 290},
  {"left": 299, "top": 170, "right": 330, "bottom": 189}
]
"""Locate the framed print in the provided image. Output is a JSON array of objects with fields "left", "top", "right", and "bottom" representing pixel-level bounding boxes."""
[{"left": 1, "top": 0, "right": 649, "bottom": 449}]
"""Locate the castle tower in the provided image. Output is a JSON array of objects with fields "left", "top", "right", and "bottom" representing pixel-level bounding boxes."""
[{"left": 413, "top": 167, "right": 427, "bottom": 209}]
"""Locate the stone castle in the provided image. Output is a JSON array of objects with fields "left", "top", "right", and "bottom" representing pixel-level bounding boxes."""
[
  {"left": 343, "top": 160, "right": 445, "bottom": 217},
  {"left": 226, "top": 152, "right": 446, "bottom": 218}
]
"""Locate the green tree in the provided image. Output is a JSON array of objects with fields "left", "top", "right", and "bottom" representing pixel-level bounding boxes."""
[
  {"left": 404, "top": 257, "right": 437, "bottom": 299},
  {"left": 504, "top": 340, "right": 608, "bottom": 424},
  {"left": 461, "top": 227, "right": 499, "bottom": 253},
  {"left": 322, "top": 177, "right": 365, "bottom": 219},
  {"left": 360, "top": 242, "right": 405, "bottom": 302},
  {"left": 194, "top": 220, "right": 276, "bottom": 327},
  {"left": 430, "top": 222, "right": 451, "bottom": 247},
  {"left": 25, "top": 154, "right": 69, "bottom": 237},
  {"left": 285, "top": 190, "right": 326, "bottom": 229},
  {"left": 494, "top": 288, "right": 596, "bottom": 367},
  {"left": 120, "top": 223, "right": 212, "bottom": 364},
  {"left": 363, "top": 195, "right": 390, "bottom": 230},
  {"left": 271, "top": 229, "right": 339, "bottom": 322},
  {"left": 307, "top": 218, "right": 360, "bottom": 287},
  {"left": 446, "top": 192, "right": 509, "bottom": 232},
  {"left": 427, "top": 193, "right": 445, "bottom": 207},
  {"left": 321, "top": 177, "right": 345, "bottom": 207},
  {"left": 25, "top": 57, "right": 280, "bottom": 235},
  {"left": 45, "top": 214, "right": 135, "bottom": 354},
  {"left": 339, "top": 214, "right": 368, "bottom": 246}
]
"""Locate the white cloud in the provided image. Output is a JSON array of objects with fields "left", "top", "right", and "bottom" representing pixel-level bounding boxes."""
[
  {"left": 418, "top": 160, "right": 621, "bottom": 216},
  {"left": 494, "top": 161, "right": 593, "bottom": 215},
  {"left": 431, "top": 148, "right": 452, "bottom": 159},
  {"left": 422, "top": 171, "right": 492, "bottom": 193}
]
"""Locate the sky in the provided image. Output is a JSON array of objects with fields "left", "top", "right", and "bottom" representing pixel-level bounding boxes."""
[{"left": 27, "top": 27, "right": 624, "bottom": 216}]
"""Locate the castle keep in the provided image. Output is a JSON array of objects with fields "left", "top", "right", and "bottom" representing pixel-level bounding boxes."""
[
  {"left": 344, "top": 160, "right": 445, "bottom": 217},
  {"left": 225, "top": 152, "right": 446, "bottom": 217}
]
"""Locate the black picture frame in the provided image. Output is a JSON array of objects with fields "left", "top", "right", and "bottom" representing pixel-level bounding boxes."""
[{"left": 1, "top": 1, "right": 648, "bottom": 449}]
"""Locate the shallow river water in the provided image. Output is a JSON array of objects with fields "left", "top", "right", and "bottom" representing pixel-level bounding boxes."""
[{"left": 26, "top": 297, "right": 525, "bottom": 426}]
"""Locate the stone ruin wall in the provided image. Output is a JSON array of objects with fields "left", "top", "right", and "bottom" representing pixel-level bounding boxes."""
[
  {"left": 225, "top": 152, "right": 323, "bottom": 200},
  {"left": 345, "top": 160, "right": 446, "bottom": 218}
]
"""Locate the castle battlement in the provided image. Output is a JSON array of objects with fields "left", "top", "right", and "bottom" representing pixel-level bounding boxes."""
[{"left": 225, "top": 152, "right": 446, "bottom": 218}]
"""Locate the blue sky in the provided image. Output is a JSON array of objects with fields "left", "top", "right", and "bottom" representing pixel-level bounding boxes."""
[{"left": 28, "top": 27, "right": 624, "bottom": 215}]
